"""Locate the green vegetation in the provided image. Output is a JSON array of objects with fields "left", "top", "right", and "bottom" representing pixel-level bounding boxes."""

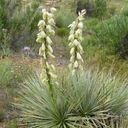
[
  {"left": 16, "top": 69, "right": 128, "bottom": 127},
  {"left": 0, "top": 59, "right": 14, "bottom": 88},
  {"left": 0, "top": 0, "right": 128, "bottom": 127}
]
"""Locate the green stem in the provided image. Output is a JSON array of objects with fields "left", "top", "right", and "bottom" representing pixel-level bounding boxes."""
[{"left": 44, "top": 38, "right": 54, "bottom": 100}]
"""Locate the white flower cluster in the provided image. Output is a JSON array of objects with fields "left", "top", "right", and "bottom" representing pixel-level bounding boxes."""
[
  {"left": 68, "top": 10, "right": 86, "bottom": 75},
  {"left": 36, "top": 7, "right": 57, "bottom": 82}
]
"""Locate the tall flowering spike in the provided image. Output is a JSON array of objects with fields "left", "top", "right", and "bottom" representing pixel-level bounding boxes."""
[
  {"left": 36, "top": 7, "right": 57, "bottom": 98},
  {"left": 68, "top": 9, "right": 86, "bottom": 75}
]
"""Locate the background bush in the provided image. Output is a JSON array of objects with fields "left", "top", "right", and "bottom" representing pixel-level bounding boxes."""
[
  {"left": 0, "top": 0, "right": 42, "bottom": 52},
  {"left": 93, "top": 14, "right": 128, "bottom": 59},
  {"left": 76, "top": 0, "right": 112, "bottom": 18}
]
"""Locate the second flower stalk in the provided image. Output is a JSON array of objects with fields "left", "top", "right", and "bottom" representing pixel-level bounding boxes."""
[{"left": 36, "top": 7, "right": 57, "bottom": 98}]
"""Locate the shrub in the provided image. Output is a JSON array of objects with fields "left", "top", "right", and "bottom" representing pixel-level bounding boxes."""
[
  {"left": 93, "top": 0, "right": 109, "bottom": 18},
  {"left": 93, "top": 14, "right": 128, "bottom": 58},
  {"left": 122, "top": 7, "right": 128, "bottom": 17},
  {"left": 16, "top": 69, "right": 128, "bottom": 127},
  {"left": 0, "top": 59, "right": 14, "bottom": 88},
  {"left": 76, "top": 0, "right": 112, "bottom": 18},
  {"left": 55, "top": 11, "right": 76, "bottom": 28},
  {"left": 76, "top": 0, "right": 94, "bottom": 17},
  {"left": 56, "top": 27, "right": 69, "bottom": 37},
  {"left": 0, "top": 0, "right": 42, "bottom": 51}
]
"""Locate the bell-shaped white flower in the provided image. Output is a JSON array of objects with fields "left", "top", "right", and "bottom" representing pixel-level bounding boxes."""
[
  {"left": 79, "top": 65, "right": 83, "bottom": 71},
  {"left": 46, "top": 36, "right": 52, "bottom": 44},
  {"left": 39, "top": 47, "right": 43, "bottom": 55},
  {"left": 77, "top": 53, "right": 83, "bottom": 62},
  {"left": 50, "top": 64, "right": 55, "bottom": 71},
  {"left": 42, "top": 8, "right": 46, "bottom": 13},
  {"left": 74, "top": 61, "right": 78, "bottom": 68},
  {"left": 70, "top": 47, "right": 75, "bottom": 55},
  {"left": 48, "top": 52, "right": 55, "bottom": 58},
  {"left": 75, "top": 29, "right": 82, "bottom": 38},
  {"left": 46, "top": 25, "right": 52, "bottom": 32},
  {"left": 78, "top": 44, "right": 84, "bottom": 54},
  {"left": 69, "top": 42, "right": 73, "bottom": 47},
  {"left": 49, "top": 72, "right": 57, "bottom": 78},
  {"left": 68, "top": 21, "right": 76, "bottom": 28},
  {"left": 48, "top": 45, "right": 53, "bottom": 53},
  {"left": 37, "top": 31, "right": 46, "bottom": 39},
  {"left": 43, "top": 11, "right": 48, "bottom": 20},
  {"left": 38, "top": 20, "right": 45, "bottom": 27},
  {"left": 78, "top": 22, "right": 83, "bottom": 29},
  {"left": 48, "top": 18, "right": 55, "bottom": 26},
  {"left": 50, "top": 7, "right": 56, "bottom": 13},
  {"left": 73, "top": 39, "right": 79, "bottom": 46},
  {"left": 68, "top": 34, "right": 74, "bottom": 42},
  {"left": 68, "top": 63, "right": 72, "bottom": 70},
  {"left": 41, "top": 43, "right": 45, "bottom": 51},
  {"left": 36, "top": 37, "right": 42, "bottom": 43},
  {"left": 72, "top": 69, "right": 76, "bottom": 75},
  {"left": 46, "top": 62, "right": 50, "bottom": 69},
  {"left": 47, "top": 13, "right": 54, "bottom": 19},
  {"left": 70, "top": 56, "right": 75, "bottom": 63},
  {"left": 43, "top": 52, "right": 46, "bottom": 60},
  {"left": 49, "top": 29, "right": 55, "bottom": 35}
]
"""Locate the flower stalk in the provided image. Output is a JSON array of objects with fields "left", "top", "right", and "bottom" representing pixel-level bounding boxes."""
[
  {"left": 68, "top": 10, "right": 86, "bottom": 75},
  {"left": 36, "top": 7, "right": 57, "bottom": 99}
]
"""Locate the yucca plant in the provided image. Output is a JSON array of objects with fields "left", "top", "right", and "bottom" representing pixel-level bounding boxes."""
[
  {"left": 15, "top": 68, "right": 128, "bottom": 128},
  {"left": 16, "top": 72, "right": 79, "bottom": 128},
  {"left": 59, "top": 69, "right": 128, "bottom": 127}
]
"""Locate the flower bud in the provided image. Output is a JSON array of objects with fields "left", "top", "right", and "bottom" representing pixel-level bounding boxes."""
[
  {"left": 46, "top": 62, "right": 50, "bottom": 69},
  {"left": 39, "top": 47, "right": 43, "bottom": 55},
  {"left": 46, "top": 36, "right": 52, "bottom": 44},
  {"left": 70, "top": 56, "right": 75, "bottom": 63},
  {"left": 43, "top": 52, "right": 46, "bottom": 60},
  {"left": 49, "top": 72, "right": 57, "bottom": 78},
  {"left": 72, "top": 69, "right": 75, "bottom": 75},
  {"left": 48, "top": 52, "right": 55, "bottom": 58},
  {"left": 41, "top": 43, "right": 45, "bottom": 51},
  {"left": 68, "top": 63, "right": 72, "bottom": 70},
  {"left": 77, "top": 53, "right": 84, "bottom": 62},
  {"left": 69, "top": 42, "right": 73, "bottom": 47},
  {"left": 48, "top": 45, "right": 53, "bottom": 53},
  {"left": 78, "top": 45, "right": 84, "bottom": 54},
  {"left": 36, "top": 37, "right": 42, "bottom": 43},
  {"left": 43, "top": 11, "right": 47, "bottom": 20},
  {"left": 74, "top": 61, "right": 78, "bottom": 68},
  {"left": 50, "top": 64, "right": 55, "bottom": 71}
]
